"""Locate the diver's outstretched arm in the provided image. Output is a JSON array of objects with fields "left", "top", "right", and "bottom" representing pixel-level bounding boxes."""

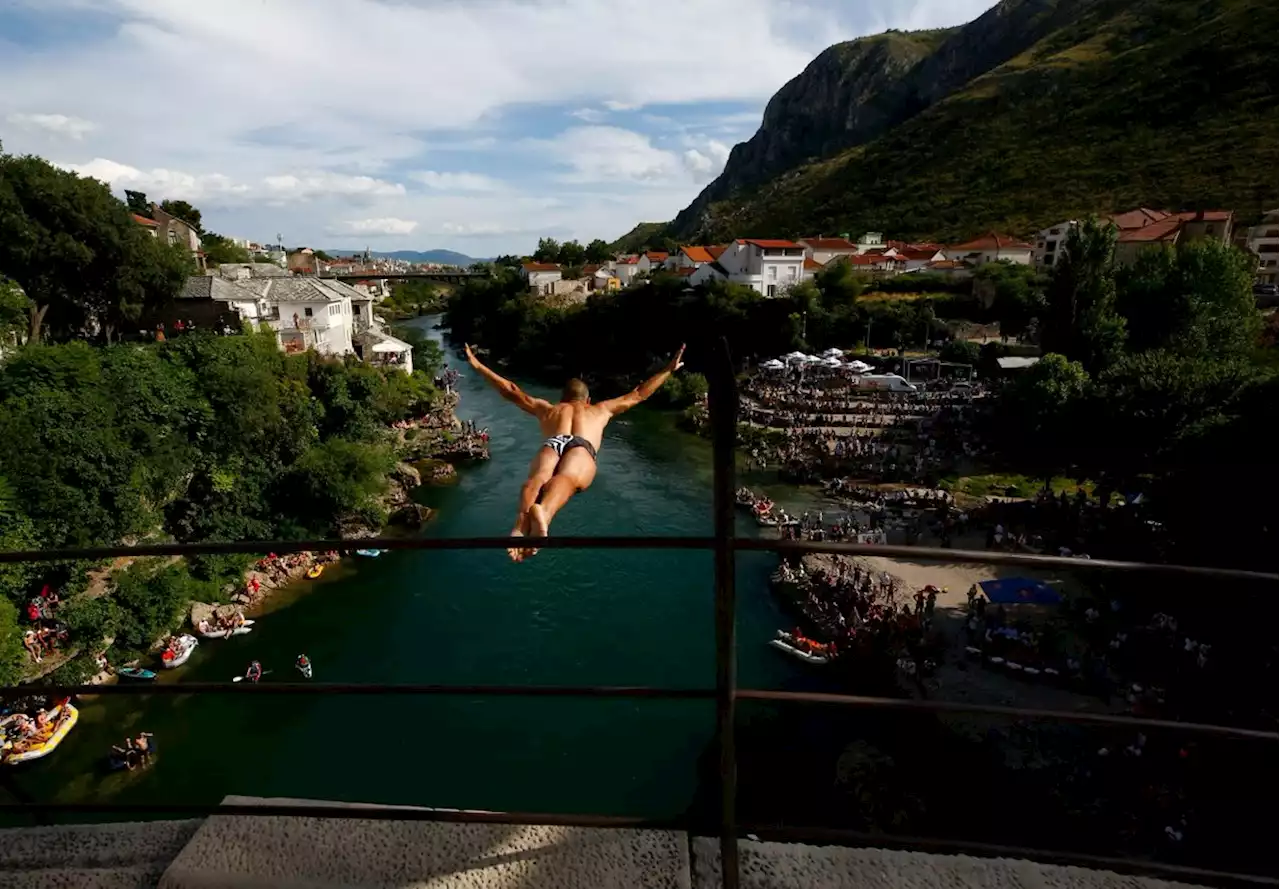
[
  {"left": 464, "top": 344, "right": 550, "bottom": 416},
  {"left": 600, "top": 344, "right": 685, "bottom": 416}
]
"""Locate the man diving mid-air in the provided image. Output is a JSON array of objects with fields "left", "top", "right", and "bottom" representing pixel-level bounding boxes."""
[{"left": 463, "top": 343, "right": 686, "bottom": 561}]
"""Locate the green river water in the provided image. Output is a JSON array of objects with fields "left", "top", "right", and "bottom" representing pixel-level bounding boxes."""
[{"left": 10, "top": 317, "right": 817, "bottom": 821}]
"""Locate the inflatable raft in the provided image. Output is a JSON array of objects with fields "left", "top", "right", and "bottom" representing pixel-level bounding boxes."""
[
  {"left": 2, "top": 705, "right": 79, "bottom": 765},
  {"left": 161, "top": 635, "right": 198, "bottom": 669},
  {"left": 197, "top": 619, "right": 255, "bottom": 639},
  {"left": 355, "top": 549, "right": 384, "bottom": 558},
  {"left": 306, "top": 565, "right": 324, "bottom": 579},
  {"left": 769, "top": 637, "right": 832, "bottom": 665}
]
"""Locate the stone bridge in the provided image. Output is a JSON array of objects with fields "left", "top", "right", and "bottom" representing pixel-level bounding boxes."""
[{"left": 0, "top": 795, "right": 1207, "bottom": 889}]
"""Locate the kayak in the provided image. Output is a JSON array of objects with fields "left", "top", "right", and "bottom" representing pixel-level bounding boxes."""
[
  {"left": 161, "top": 635, "right": 198, "bottom": 669},
  {"left": 117, "top": 667, "right": 156, "bottom": 682},
  {"left": 306, "top": 565, "right": 324, "bottom": 579},
  {"left": 197, "top": 619, "right": 255, "bottom": 639},
  {"left": 1, "top": 705, "right": 79, "bottom": 765},
  {"left": 355, "top": 549, "right": 384, "bottom": 558},
  {"left": 769, "top": 638, "right": 832, "bottom": 665}
]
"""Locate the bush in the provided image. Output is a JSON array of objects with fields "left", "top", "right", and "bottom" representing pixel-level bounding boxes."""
[
  {"left": 0, "top": 597, "right": 28, "bottom": 684},
  {"left": 45, "top": 653, "right": 99, "bottom": 686},
  {"left": 57, "top": 595, "right": 119, "bottom": 647},
  {"left": 110, "top": 563, "right": 213, "bottom": 656}
]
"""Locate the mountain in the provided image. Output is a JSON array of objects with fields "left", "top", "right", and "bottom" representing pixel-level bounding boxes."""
[
  {"left": 321, "top": 249, "right": 479, "bottom": 265},
  {"left": 651, "top": 0, "right": 1278, "bottom": 245}
]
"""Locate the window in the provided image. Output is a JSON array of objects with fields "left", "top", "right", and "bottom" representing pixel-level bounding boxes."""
[
  {"left": 304, "top": 307, "right": 314, "bottom": 317},
  {"left": 1044, "top": 255, "right": 1055, "bottom": 266},
  {"left": 1259, "top": 243, "right": 1278, "bottom": 253},
  {"left": 1046, "top": 240, "right": 1057, "bottom": 252},
  {"left": 1050, "top": 227, "right": 1061, "bottom": 235},
  {"left": 768, "top": 266, "right": 777, "bottom": 280},
  {"left": 167, "top": 229, "right": 179, "bottom": 245},
  {"left": 766, "top": 284, "right": 777, "bottom": 297}
]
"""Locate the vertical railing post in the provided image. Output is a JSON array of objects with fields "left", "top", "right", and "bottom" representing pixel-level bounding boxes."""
[{"left": 706, "top": 336, "right": 740, "bottom": 889}]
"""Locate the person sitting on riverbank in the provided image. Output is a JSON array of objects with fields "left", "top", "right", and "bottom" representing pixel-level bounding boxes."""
[{"left": 464, "top": 342, "right": 687, "bottom": 561}]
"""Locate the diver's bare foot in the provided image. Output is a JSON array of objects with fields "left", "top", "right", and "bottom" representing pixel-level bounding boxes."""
[
  {"left": 508, "top": 527, "right": 525, "bottom": 562},
  {"left": 526, "top": 503, "right": 549, "bottom": 557},
  {"left": 508, "top": 512, "right": 531, "bottom": 562}
]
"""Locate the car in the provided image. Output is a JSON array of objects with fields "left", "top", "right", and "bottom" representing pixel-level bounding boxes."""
[{"left": 1252, "top": 283, "right": 1277, "bottom": 296}]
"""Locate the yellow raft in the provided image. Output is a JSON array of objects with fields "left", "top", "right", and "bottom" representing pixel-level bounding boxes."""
[
  {"left": 1, "top": 704, "right": 79, "bottom": 765},
  {"left": 307, "top": 565, "right": 324, "bottom": 579}
]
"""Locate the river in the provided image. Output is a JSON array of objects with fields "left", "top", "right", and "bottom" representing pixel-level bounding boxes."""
[{"left": 9, "top": 316, "right": 822, "bottom": 821}]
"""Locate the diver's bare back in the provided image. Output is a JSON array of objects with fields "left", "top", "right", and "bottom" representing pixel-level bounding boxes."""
[{"left": 537, "top": 401, "right": 611, "bottom": 451}]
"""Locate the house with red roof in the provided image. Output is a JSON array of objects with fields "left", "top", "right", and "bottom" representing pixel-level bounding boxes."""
[
  {"left": 944, "top": 233, "right": 1034, "bottom": 267},
  {"left": 1112, "top": 217, "right": 1185, "bottom": 267},
  {"left": 637, "top": 250, "right": 669, "bottom": 275},
  {"left": 521, "top": 261, "right": 563, "bottom": 294},
  {"left": 673, "top": 245, "right": 718, "bottom": 270},
  {"left": 716, "top": 239, "right": 807, "bottom": 296},
  {"left": 895, "top": 245, "right": 946, "bottom": 272},
  {"left": 798, "top": 236, "right": 859, "bottom": 265}
]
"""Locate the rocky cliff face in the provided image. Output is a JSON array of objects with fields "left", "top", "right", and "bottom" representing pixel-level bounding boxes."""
[{"left": 669, "top": 0, "right": 1098, "bottom": 238}]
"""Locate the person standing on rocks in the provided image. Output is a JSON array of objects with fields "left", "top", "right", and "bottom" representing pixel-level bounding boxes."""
[{"left": 463, "top": 343, "right": 686, "bottom": 561}]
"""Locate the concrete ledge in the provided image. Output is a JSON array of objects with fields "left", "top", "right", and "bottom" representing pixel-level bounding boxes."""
[
  {"left": 0, "top": 819, "right": 201, "bottom": 889},
  {"left": 157, "top": 796, "right": 691, "bottom": 889},
  {"left": 690, "top": 837, "right": 1206, "bottom": 889}
]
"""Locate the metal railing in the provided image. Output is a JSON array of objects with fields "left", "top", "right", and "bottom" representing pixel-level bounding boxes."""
[{"left": 1, "top": 339, "right": 1276, "bottom": 888}]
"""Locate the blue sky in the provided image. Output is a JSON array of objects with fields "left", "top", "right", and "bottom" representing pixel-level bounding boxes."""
[{"left": 1, "top": 0, "right": 990, "bottom": 256}]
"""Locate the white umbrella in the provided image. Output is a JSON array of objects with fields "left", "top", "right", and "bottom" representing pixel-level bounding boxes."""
[{"left": 822, "top": 348, "right": 844, "bottom": 357}]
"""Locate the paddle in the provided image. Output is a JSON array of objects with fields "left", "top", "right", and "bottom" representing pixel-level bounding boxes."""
[{"left": 231, "top": 670, "right": 273, "bottom": 683}]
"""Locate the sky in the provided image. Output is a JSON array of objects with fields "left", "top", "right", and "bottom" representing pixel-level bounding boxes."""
[{"left": 0, "top": 0, "right": 990, "bottom": 256}]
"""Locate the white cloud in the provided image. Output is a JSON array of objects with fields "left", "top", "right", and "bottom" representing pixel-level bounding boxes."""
[
  {"left": 262, "top": 172, "right": 404, "bottom": 201},
  {"left": 56, "top": 157, "right": 251, "bottom": 201},
  {"left": 568, "top": 108, "right": 607, "bottom": 123},
  {"left": 336, "top": 217, "right": 419, "bottom": 236},
  {"left": 2, "top": 0, "right": 993, "bottom": 250},
  {"left": 7, "top": 112, "right": 96, "bottom": 140},
  {"left": 541, "top": 126, "right": 682, "bottom": 184},
  {"left": 409, "top": 170, "right": 501, "bottom": 192}
]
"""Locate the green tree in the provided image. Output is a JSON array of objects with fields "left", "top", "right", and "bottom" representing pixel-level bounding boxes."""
[
  {"left": 313, "top": 249, "right": 334, "bottom": 262},
  {"left": 1116, "top": 239, "right": 1261, "bottom": 356},
  {"left": 585, "top": 239, "right": 611, "bottom": 263},
  {"left": 939, "top": 339, "right": 981, "bottom": 365},
  {"left": 124, "top": 190, "right": 150, "bottom": 217},
  {"left": 281, "top": 438, "right": 395, "bottom": 534},
  {"left": 1042, "top": 218, "right": 1126, "bottom": 374},
  {"left": 159, "top": 199, "right": 203, "bottom": 233},
  {"left": 557, "top": 240, "right": 587, "bottom": 267},
  {"left": 973, "top": 262, "right": 1047, "bottom": 340},
  {"left": 532, "top": 237, "right": 561, "bottom": 263},
  {"left": 202, "top": 231, "right": 252, "bottom": 265},
  {"left": 1001, "top": 353, "right": 1092, "bottom": 481},
  {"left": 0, "top": 151, "right": 189, "bottom": 341}
]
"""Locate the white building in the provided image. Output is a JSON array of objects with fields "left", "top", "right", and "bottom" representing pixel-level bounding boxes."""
[
  {"left": 612, "top": 255, "right": 642, "bottom": 286},
  {"left": 798, "top": 236, "right": 859, "bottom": 266},
  {"left": 688, "top": 262, "right": 727, "bottom": 288},
  {"left": 944, "top": 233, "right": 1034, "bottom": 266},
  {"left": 854, "top": 232, "right": 886, "bottom": 254},
  {"left": 521, "top": 262, "right": 563, "bottom": 294},
  {"left": 715, "top": 239, "right": 806, "bottom": 296},
  {"left": 186, "top": 267, "right": 411, "bottom": 371},
  {"left": 1246, "top": 209, "right": 1279, "bottom": 284},
  {"left": 1031, "top": 221, "right": 1077, "bottom": 270}
]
